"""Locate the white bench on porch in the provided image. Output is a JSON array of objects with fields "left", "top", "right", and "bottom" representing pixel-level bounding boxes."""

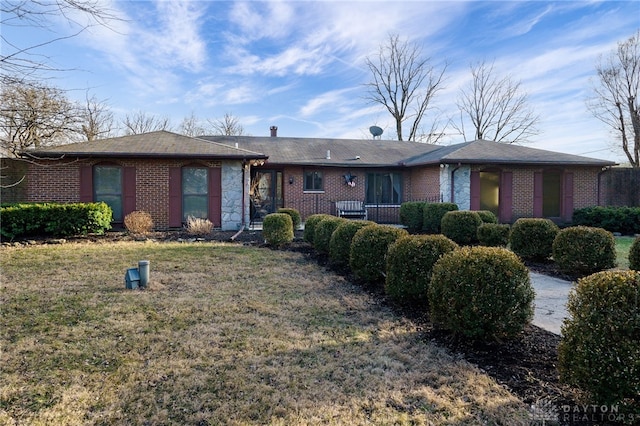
[{"left": 335, "top": 200, "right": 368, "bottom": 220}]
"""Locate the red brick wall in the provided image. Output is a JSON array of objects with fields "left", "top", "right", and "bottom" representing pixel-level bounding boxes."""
[{"left": 26, "top": 158, "right": 222, "bottom": 229}]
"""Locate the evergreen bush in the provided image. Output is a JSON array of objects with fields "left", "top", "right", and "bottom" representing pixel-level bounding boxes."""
[
  {"left": 385, "top": 234, "right": 458, "bottom": 305},
  {"left": 303, "top": 214, "right": 333, "bottom": 245},
  {"left": 350, "top": 224, "right": 408, "bottom": 287},
  {"left": 440, "top": 210, "right": 483, "bottom": 245},
  {"left": 422, "top": 202, "right": 458, "bottom": 233},
  {"left": 277, "top": 208, "right": 301, "bottom": 230},
  {"left": 509, "top": 218, "right": 559, "bottom": 261},
  {"left": 313, "top": 216, "right": 346, "bottom": 255},
  {"left": 429, "top": 246, "right": 535, "bottom": 341},
  {"left": 399, "top": 201, "right": 427, "bottom": 233},
  {"left": 558, "top": 270, "right": 640, "bottom": 411},
  {"left": 573, "top": 206, "right": 640, "bottom": 235},
  {"left": 262, "top": 213, "right": 293, "bottom": 247},
  {"left": 630, "top": 237, "right": 640, "bottom": 271},
  {"left": 477, "top": 223, "right": 510, "bottom": 247},
  {"left": 328, "top": 220, "right": 374, "bottom": 270},
  {"left": 476, "top": 210, "right": 498, "bottom": 223},
  {"left": 552, "top": 226, "right": 616, "bottom": 275}
]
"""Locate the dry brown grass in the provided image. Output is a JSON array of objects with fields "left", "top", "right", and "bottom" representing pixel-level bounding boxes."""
[
  {"left": 123, "top": 210, "right": 154, "bottom": 234},
  {"left": 185, "top": 216, "right": 214, "bottom": 235},
  {"left": 0, "top": 241, "right": 530, "bottom": 425}
]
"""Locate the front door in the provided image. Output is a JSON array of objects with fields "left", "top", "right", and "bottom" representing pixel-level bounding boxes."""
[{"left": 250, "top": 170, "right": 283, "bottom": 221}]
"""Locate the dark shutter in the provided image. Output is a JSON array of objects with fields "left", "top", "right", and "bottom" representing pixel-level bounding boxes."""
[
  {"left": 79, "top": 166, "right": 93, "bottom": 202},
  {"left": 209, "top": 167, "right": 222, "bottom": 227},
  {"left": 499, "top": 172, "right": 513, "bottom": 223},
  {"left": 470, "top": 171, "right": 480, "bottom": 210},
  {"left": 562, "top": 172, "right": 574, "bottom": 222},
  {"left": 123, "top": 167, "right": 136, "bottom": 217},
  {"left": 533, "top": 172, "right": 543, "bottom": 217},
  {"left": 169, "top": 167, "right": 182, "bottom": 227}
]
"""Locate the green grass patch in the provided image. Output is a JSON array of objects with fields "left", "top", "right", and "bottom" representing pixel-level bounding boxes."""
[
  {"left": 615, "top": 236, "right": 634, "bottom": 270},
  {"left": 1, "top": 241, "right": 529, "bottom": 425}
]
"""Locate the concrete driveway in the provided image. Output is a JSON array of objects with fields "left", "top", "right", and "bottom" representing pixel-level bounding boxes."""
[{"left": 530, "top": 272, "right": 574, "bottom": 335}]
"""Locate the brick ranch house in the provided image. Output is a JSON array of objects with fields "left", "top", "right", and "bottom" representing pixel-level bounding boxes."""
[{"left": 14, "top": 129, "right": 615, "bottom": 230}]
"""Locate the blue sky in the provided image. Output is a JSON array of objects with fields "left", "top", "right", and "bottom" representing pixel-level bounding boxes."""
[{"left": 5, "top": 0, "right": 640, "bottom": 162}]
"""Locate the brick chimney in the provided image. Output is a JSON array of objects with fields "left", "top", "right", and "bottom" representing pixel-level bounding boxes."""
[{"left": 270, "top": 126, "right": 278, "bottom": 137}]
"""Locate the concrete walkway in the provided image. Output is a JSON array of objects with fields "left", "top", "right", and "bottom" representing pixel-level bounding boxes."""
[{"left": 530, "top": 272, "right": 574, "bottom": 335}]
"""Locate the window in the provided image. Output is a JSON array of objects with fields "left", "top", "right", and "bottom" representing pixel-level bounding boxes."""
[
  {"left": 366, "top": 172, "right": 402, "bottom": 204},
  {"left": 543, "top": 171, "right": 561, "bottom": 217},
  {"left": 479, "top": 171, "right": 500, "bottom": 216},
  {"left": 182, "top": 167, "right": 208, "bottom": 221},
  {"left": 94, "top": 165, "right": 122, "bottom": 221},
  {"left": 304, "top": 171, "right": 323, "bottom": 191}
]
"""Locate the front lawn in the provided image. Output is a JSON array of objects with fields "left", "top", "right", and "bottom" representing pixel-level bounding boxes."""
[
  {"left": 615, "top": 236, "right": 636, "bottom": 270},
  {"left": 0, "top": 241, "right": 530, "bottom": 425}
]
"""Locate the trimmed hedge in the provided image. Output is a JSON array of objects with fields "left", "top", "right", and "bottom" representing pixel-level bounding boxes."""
[
  {"left": 552, "top": 226, "right": 616, "bottom": 275},
  {"left": 572, "top": 206, "right": 640, "bottom": 235},
  {"left": 630, "top": 237, "right": 640, "bottom": 271},
  {"left": 385, "top": 234, "right": 458, "bottom": 305},
  {"left": 477, "top": 223, "right": 510, "bottom": 247},
  {"left": 0, "top": 202, "right": 112, "bottom": 239},
  {"left": 328, "top": 220, "right": 374, "bottom": 270},
  {"left": 509, "top": 218, "right": 559, "bottom": 261},
  {"left": 423, "top": 203, "right": 458, "bottom": 234},
  {"left": 429, "top": 246, "right": 535, "bottom": 341},
  {"left": 476, "top": 210, "right": 498, "bottom": 224},
  {"left": 558, "top": 270, "right": 640, "bottom": 411},
  {"left": 303, "top": 214, "right": 333, "bottom": 245},
  {"left": 440, "top": 210, "right": 483, "bottom": 245},
  {"left": 350, "top": 224, "right": 408, "bottom": 287},
  {"left": 262, "top": 213, "right": 294, "bottom": 247},
  {"left": 313, "top": 216, "right": 346, "bottom": 255},
  {"left": 277, "top": 208, "right": 301, "bottom": 230},
  {"left": 399, "top": 201, "right": 427, "bottom": 233}
]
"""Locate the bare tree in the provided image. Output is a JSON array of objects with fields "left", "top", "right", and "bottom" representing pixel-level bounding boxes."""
[
  {"left": 364, "top": 34, "right": 447, "bottom": 142},
  {"left": 588, "top": 31, "right": 640, "bottom": 167},
  {"left": 122, "top": 111, "right": 172, "bottom": 135},
  {"left": 208, "top": 113, "right": 245, "bottom": 136},
  {"left": 78, "top": 92, "right": 114, "bottom": 141},
  {"left": 0, "top": 81, "right": 79, "bottom": 156},
  {"left": 179, "top": 112, "right": 208, "bottom": 137},
  {"left": 1, "top": 0, "right": 119, "bottom": 87},
  {"left": 454, "top": 60, "right": 540, "bottom": 144}
]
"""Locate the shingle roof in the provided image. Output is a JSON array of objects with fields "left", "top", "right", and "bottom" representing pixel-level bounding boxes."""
[
  {"left": 23, "top": 132, "right": 616, "bottom": 168},
  {"left": 402, "top": 139, "right": 616, "bottom": 167},
  {"left": 21, "top": 131, "right": 268, "bottom": 160},
  {"left": 200, "top": 135, "right": 441, "bottom": 167}
]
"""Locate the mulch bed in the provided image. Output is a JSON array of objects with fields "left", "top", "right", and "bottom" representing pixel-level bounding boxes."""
[{"left": 4, "top": 229, "right": 601, "bottom": 423}]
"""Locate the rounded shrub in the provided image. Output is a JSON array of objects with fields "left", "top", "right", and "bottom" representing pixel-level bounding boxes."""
[
  {"left": 262, "top": 213, "right": 293, "bottom": 247},
  {"left": 558, "top": 270, "right": 640, "bottom": 410},
  {"left": 328, "top": 220, "right": 374, "bottom": 270},
  {"left": 399, "top": 201, "right": 427, "bottom": 233},
  {"left": 277, "top": 208, "right": 301, "bottom": 230},
  {"left": 429, "top": 246, "right": 535, "bottom": 340},
  {"left": 509, "top": 218, "right": 559, "bottom": 261},
  {"left": 552, "top": 226, "right": 616, "bottom": 275},
  {"left": 303, "top": 214, "right": 333, "bottom": 245},
  {"left": 313, "top": 216, "right": 347, "bottom": 255},
  {"left": 124, "top": 210, "right": 154, "bottom": 234},
  {"left": 440, "top": 210, "right": 483, "bottom": 245},
  {"left": 477, "top": 223, "right": 510, "bottom": 247},
  {"left": 629, "top": 237, "right": 640, "bottom": 271},
  {"left": 423, "top": 202, "right": 458, "bottom": 234},
  {"left": 476, "top": 210, "right": 498, "bottom": 224},
  {"left": 350, "top": 224, "right": 408, "bottom": 287},
  {"left": 385, "top": 234, "right": 458, "bottom": 305}
]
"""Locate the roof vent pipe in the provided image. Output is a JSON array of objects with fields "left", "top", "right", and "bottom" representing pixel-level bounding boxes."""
[
  {"left": 326, "top": 150, "right": 331, "bottom": 160},
  {"left": 270, "top": 126, "right": 278, "bottom": 137}
]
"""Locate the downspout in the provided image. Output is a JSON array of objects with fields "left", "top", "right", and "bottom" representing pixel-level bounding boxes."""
[
  {"left": 597, "top": 166, "right": 611, "bottom": 206},
  {"left": 450, "top": 163, "right": 461, "bottom": 204}
]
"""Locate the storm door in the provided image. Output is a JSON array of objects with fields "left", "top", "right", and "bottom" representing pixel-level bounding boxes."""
[{"left": 250, "top": 170, "right": 283, "bottom": 221}]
